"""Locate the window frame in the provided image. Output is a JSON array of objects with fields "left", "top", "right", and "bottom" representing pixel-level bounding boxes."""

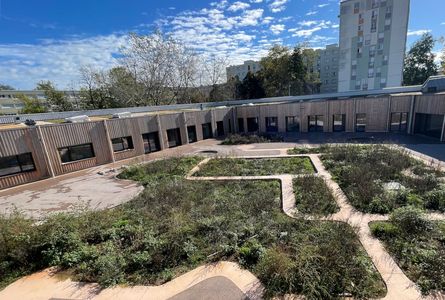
[
  {"left": 111, "top": 136, "right": 134, "bottom": 153},
  {"left": 142, "top": 132, "right": 161, "bottom": 154},
  {"left": 58, "top": 143, "right": 95, "bottom": 164},
  {"left": 285, "top": 116, "right": 300, "bottom": 132},
  {"left": 355, "top": 113, "right": 367, "bottom": 132},
  {"left": 265, "top": 117, "right": 278, "bottom": 132},
  {"left": 333, "top": 114, "right": 346, "bottom": 132},
  {"left": 0, "top": 153, "right": 36, "bottom": 178}
]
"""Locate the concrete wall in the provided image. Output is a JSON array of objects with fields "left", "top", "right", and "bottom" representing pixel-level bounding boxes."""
[{"left": 1, "top": 94, "right": 444, "bottom": 190}]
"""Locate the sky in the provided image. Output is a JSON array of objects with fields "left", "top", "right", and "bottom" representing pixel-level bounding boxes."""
[{"left": 0, "top": 0, "right": 444, "bottom": 89}]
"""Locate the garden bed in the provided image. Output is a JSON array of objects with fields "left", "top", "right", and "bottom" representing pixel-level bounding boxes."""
[
  {"left": 194, "top": 157, "right": 315, "bottom": 177},
  {"left": 0, "top": 157, "right": 385, "bottom": 299},
  {"left": 321, "top": 145, "right": 445, "bottom": 214},
  {"left": 370, "top": 207, "right": 445, "bottom": 295},
  {"left": 293, "top": 176, "right": 339, "bottom": 215},
  {"left": 221, "top": 134, "right": 283, "bottom": 145}
]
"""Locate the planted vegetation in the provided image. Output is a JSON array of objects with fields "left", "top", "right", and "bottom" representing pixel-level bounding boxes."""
[
  {"left": 194, "top": 157, "right": 314, "bottom": 177},
  {"left": 321, "top": 145, "right": 445, "bottom": 214},
  {"left": 370, "top": 207, "right": 445, "bottom": 295},
  {"left": 221, "top": 134, "right": 283, "bottom": 145},
  {"left": 0, "top": 157, "right": 386, "bottom": 298},
  {"left": 293, "top": 176, "right": 339, "bottom": 215},
  {"left": 287, "top": 145, "right": 329, "bottom": 155}
]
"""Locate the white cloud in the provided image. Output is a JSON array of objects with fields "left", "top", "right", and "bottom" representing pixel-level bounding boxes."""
[
  {"left": 0, "top": 35, "right": 127, "bottom": 89},
  {"left": 441, "top": 22, "right": 445, "bottom": 25},
  {"left": 318, "top": 4, "right": 329, "bottom": 8},
  {"left": 262, "top": 16, "right": 274, "bottom": 24},
  {"left": 269, "top": 0, "right": 289, "bottom": 13},
  {"left": 228, "top": 1, "right": 250, "bottom": 12},
  {"left": 270, "top": 24, "right": 285, "bottom": 35},
  {"left": 291, "top": 27, "right": 323, "bottom": 37},
  {"left": 306, "top": 11, "right": 318, "bottom": 16},
  {"left": 407, "top": 29, "right": 432, "bottom": 36},
  {"left": 250, "top": 0, "right": 263, "bottom": 3}
]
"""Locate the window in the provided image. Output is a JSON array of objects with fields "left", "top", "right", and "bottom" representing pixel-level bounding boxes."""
[
  {"left": 59, "top": 143, "right": 95, "bottom": 163},
  {"left": 308, "top": 115, "right": 324, "bottom": 132},
  {"left": 368, "top": 68, "right": 375, "bottom": 78},
  {"left": 112, "top": 136, "right": 134, "bottom": 152},
  {"left": 286, "top": 116, "right": 300, "bottom": 132},
  {"left": 216, "top": 121, "right": 225, "bottom": 137},
  {"left": 333, "top": 114, "right": 346, "bottom": 132},
  {"left": 187, "top": 126, "right": 197, "bottom": 143},
  {"left": 202, "top": 123, "right": 213, "bottom": 139},
  {"left": 0, "top": 153, "right": 36, "bottom": 177},
  {"left": 265, "top": 117, "right": 278, "bottom": 132},
  {"left": 354, "top": 2, "right": 360, "bottom": 13},
  {"left": 142, "top": 132, "right": 160, "bottom": 153},
  {"left": 247, "top": 117, "right": 259, "bottom": 132},
  {"left": 167, "top": 128, "right": 182, "bottom": 148},
  {"left": 390, "top": 113, "right": 408, "bottom": 132},
  {"left": 238, "top": 118, "right": 245, "bottom": 133},
  {"left": 356, "top": 114, "right": 366, "bottom": 132}
]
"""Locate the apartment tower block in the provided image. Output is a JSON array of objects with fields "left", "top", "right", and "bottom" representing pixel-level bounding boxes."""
[{"left": 338, "top": 0, "right": 410, "bottom": 92}]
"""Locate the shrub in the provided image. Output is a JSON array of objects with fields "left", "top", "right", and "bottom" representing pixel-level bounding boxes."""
[
  {"left": 238, "top": 239, "right": 265, "bottom": 267},
  {"left": 389, "top": 207, "right": 434, "bottom": 235},
  {"left": 221, "top": 134, "right": 282, "bottom": 145},
  {"left": 370, "top": 222, "right": 399, "bottom": 239},
  {"left": 369, "top": 196, "right": 391, "bottom": 214},
  {"left": 424, "top": 189, "right": 445, "bottom": 212}
]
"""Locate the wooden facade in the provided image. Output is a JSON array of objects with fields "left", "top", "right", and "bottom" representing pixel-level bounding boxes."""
[{"left": 1, "top": 94, "right": 444, "bottom": 190}]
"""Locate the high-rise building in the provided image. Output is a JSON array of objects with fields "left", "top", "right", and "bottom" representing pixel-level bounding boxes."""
[
  {"left": 338, "top": 0, "right": 410, "bottom": 92},
  {"left": 319, "top": 44, "right": 340, "bottom": 94},
  {"left": 226, "top": 60, "right": 261, "bottom": 81}
]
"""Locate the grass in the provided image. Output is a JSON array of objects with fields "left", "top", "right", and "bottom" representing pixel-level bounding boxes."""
[
  {"left": 0, "top": 157, "right": 386, "bottom": 299},
  {"left": 370, "top": 207, "right": 445, "bottom": 295},
  {"left": 321, "top": 145, "right": 445, "bottom": 214},
  {"left": 194, "top": 157, "right": 315, "bottom": 177},
  {"left": 293, "top": 176, "right": 339, "bottom": 216}
]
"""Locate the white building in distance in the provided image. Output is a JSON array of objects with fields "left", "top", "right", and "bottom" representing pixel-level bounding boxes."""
[
  {"left": 338, "top": 0, "right": 410, "bottom": 91},
  {"left": 226, "top": 60, "right": 262, "bottom": 82}
]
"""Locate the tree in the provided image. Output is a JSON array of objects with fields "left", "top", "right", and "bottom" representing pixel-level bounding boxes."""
[
  {"left": 120, "top": 31, "right": 199, "bottom": 106},
  {"left": 18, "top": 94, "right": 47, "bottom": 114},
  {"left": 0, "top": 84, "right": 14, "bottom": 90},
  {"left": 79, "top": 66, "right": 117, "bottom": 109},
  {"left": 259, "top": 45, "right": 292, "bottom": 97},
  {"left": 239, "top": 72, "right": 265, "bottom": 99},
  {"left": 403, "top": 33, "right": 438, "bottom": 86},
  {"left": 36, "top": 81, "right": 73, "bottom": 112}
]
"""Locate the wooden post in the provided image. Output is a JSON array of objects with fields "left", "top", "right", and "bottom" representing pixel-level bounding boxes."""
[
  {"left": 407, "top": 95, "right": 416, "bottom": 135},
  {"left": 103, "top": 120, "right": 115, "bottom": 163},
  {"left": 36, "top": 126, "right": 55, "bottom": 178}
]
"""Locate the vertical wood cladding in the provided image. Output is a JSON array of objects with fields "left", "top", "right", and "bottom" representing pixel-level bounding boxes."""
[
  {"left": 355, "top": 97, "right": 389, "bottom": 132},
  {"left": 39, "top": 122, "right": 112, "bottom": 175}
]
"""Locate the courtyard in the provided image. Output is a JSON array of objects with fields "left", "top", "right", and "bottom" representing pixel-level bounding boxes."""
[{"left": 0, "top": 136, "right": 444, "bottom": 300}]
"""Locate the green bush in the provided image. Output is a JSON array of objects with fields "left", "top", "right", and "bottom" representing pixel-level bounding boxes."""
[
  {"left": 293, "top": 176, "right": 339, "bottom": 215},
  {"left": 221, "top": 134, "right": 281, "bottom": 145},
  {"left": 424, "top": 189, "right": 445, "bottom": 211},
  {"left": 238, "top": 239, "right": 265, "bottom": 267},
  {"left": 390, "top": 206, "right": 433, "bottom": 235},
  {"left": 370, "top": 222, "right": 399, "bottom": 239},
  {"left": 369, "top": 197, "right": 391, "bottom": 214}
]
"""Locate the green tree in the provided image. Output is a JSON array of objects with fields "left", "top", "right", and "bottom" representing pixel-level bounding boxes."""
[
  {"left": 259, "top": 45, "right": 292, "bottom": 97},
  {"left": 239, "top": 72, "right": 265, "bottom": 99},
  {"left": 36, "top": 81, "right": 73, "bottom": 112},
  {"left": 403, "top": 33, "right": 438, "bottom": 85},
  {"left": 0, "top": 84, "right": 14, "bottom": 90},
  {"left": 18, "top": 94, "right": 47, "bottom": 114}
]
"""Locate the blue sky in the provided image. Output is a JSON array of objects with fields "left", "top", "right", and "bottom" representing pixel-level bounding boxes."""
[{"left": 0, "top": 0, "right": 444, "bottom": 89}]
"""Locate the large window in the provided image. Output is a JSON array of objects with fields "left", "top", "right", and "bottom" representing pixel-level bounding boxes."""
[
  {"left": 238, "top": 118, "right": 245, "bottom": 133},
  {"left": 308, "top": 115, "right": 324, "bottom": 132},
  {"left": 333, "top": 114, "right": 346, "bottom": 132},
  {"left": 142, "top": 132, "right": 160, "bottom": 154},
  {"left": 356, "top": 114, "right": 366, "bottom": 132},
  {"left": 0, "top": 153, "right": 36, "bottom": 177},
  {"left": 59, "top": 143, "right": 95, "bottom": 163},
  {"left": 247, "top": 117, "right": 259, "bottom": 132},
  {"left": 216, "top": 121, "right": 225, "bottom": 137},
  {"left": 112, "top": 136, "right": 134, "bottom": 152},
  {"left": 202, "top": 123, "right": 213, "bottom": 139},
  {"left": 265, "top": 117, "right": 278, "bottom": 132},
  {"left": 286, "top": 116, "right": 300, "bottom": 132},
  {"left": 414, "top": 113, "right": 444, "bottom": 139},
  {"left": 187, "top": 126, "right": 197, "bottom": 143},
  {"left": 390, "top": 113, "right": 408, "bottom": 133},
  {"left": 167, "top": 128, "right": 182, "bottom": 148}
]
